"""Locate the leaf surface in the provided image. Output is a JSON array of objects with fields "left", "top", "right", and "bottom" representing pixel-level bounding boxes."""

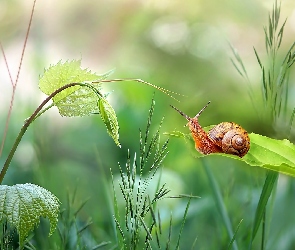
[
  {"left": 39, "top": 60, "right": 112, "bottom": 117},
  {"left": 165, "top": 130, "right": 295, "bottom": 177},
  {"left": 98, "top": 98, "right": 120, "bottom": 147},
  {"left": 0, "top": 183, "right": 60, "bottom": 247}
]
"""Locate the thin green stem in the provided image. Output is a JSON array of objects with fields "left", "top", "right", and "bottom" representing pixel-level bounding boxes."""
[
  {"left": 0, "top": 82, "right": 101, "bottom": 184},
  {"left": 93, "top": 78, "right": 181, "bottom": 101}
]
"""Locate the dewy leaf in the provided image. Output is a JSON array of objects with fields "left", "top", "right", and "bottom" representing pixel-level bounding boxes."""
[
  {"left": 0, "top": 183, "right": 60, "bottom": 247},
  {"left": 39, "top": 60, "right": 113, "bottom": 117},
  {"left": 98, "top": 98, "right": 120, "bottom": 147},
  {"left": 165, "top": 130, "right": 295, "bottom": 177}
]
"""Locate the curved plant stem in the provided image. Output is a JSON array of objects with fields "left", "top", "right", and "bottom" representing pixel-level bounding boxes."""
[{"left": 0, "top": 82, "right": 102, "bottom": 184}]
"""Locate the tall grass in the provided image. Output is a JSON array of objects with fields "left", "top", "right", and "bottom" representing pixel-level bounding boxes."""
[
  {"left": 111, "top": 98, "right": 192, "bottom": 249},
  {"left": 231, "top": 1, "right": 295, "bottom": 135},
  {"left": 229, "top": 1, "right": 295, "bottom": 249}
]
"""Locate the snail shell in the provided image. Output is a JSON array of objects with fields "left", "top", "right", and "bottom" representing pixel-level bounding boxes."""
[
  {"left": 208, "top": 122, "right": 250, "bottom": 157},
  {"left": 171, "top": 102, "right": 250, "bottom": 158}
]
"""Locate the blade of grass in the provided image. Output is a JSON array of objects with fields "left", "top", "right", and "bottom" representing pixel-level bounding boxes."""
[
  {"left": 74, "top": 198, "right": 90, "bottom": 218},
  {"left": 228, "top": 43, "right": 248, "bottom": 78},
  {"left": 287, "top": 107, "right": 295, "bottom": 139},
  {"left": 249, "top": 171, "right": 278, "bottom": 249},
  {"left": 139, "top": 215, "right": 153, "bottom": 241},
  {"left": 158, "top": 210, "right": 162, "bottom": 235},
  {"left": 166, "top": 213, "right": 173, "bottom": 250},
  {"left": 91, "top": 241, "right": 112, "bottom": 249},
  {"left": 78, "top": 220, "right": 93, "bottom": 234},
  {"left": 277, "top": 19, "right": 287, "bottom": 49},
  {"left": 274, "top": 1, "right": 280, "bottom": 30},
  {"left": 263, "top": 26, "right": 270, "bottom": 53},
  {"left": 253, "top": 47, "right": 263, "bottom": 69},
  {"left": 110, "top": 168, "right": 124, "bottom": 248},
  {"left": 230, "top": 58, "right": 244, "bottom": 77},
  {"left": 146, "top": 199, "right": 160, "bottom": 248},
  {"left": 202, "top": 158, "right": 238, "bottom": 250},
  {"left": 282, "top": 42, "right": 295, "bottom": 64},
  {"left": 191, "top": 235, "right": 198, "bottom": 250},
  {"left": 228, "top": 219, "right": 243, "bottom": 250},
  {"left": 175, "top": 197, "right": 192, "bottom": 250},
  {"left": 261, "top": 210, "right": 266, "bottom": 250}
]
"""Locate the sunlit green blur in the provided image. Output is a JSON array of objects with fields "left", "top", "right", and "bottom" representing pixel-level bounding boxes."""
[{"left": 1, "top": 0, "right": 295, "bottom": 248}]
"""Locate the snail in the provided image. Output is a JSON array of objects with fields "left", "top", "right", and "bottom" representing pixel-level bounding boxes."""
[{"left": 171, "top": 101, "right": 250, "bottom": 158}]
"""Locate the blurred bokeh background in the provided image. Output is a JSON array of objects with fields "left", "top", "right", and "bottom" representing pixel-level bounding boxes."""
[{"left": 1, "top": 0, "right": 295, "bottom": 249}]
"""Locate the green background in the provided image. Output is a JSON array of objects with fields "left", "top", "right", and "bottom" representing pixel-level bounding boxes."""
[{"left": 1, "top": 0, "right": 295, "bottom": 249}]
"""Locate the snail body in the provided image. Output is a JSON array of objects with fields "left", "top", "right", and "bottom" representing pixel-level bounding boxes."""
[{"left": 171, "top": 102, "right": 250, "bottom": 158}]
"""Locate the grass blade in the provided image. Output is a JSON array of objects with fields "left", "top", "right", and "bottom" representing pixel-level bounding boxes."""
[
  {"left": 202, "top": 158, "right": 238, "bottom": 250},
  {"left": 263, "top": 26, "right": 270, "bottom": 53},
  {"left": 166, "top": 213, "right": 173, "bottom": 250},
  {"left": 228, "top": 219, "right": 243, "bottom": 250},
  {"left": 274, "top": 0, "right": 280, "bottom": 30},
  {"left": 249, "top": 171, "right": 278, "bottom": 247},
  {"left": 253, "top": 47, "right": 263, "bottom": 69},
  {"left": 268, "top": 14, "right": 273, "bottom": 46},
  {"left": 229, "top": 43, "right": 248, "bottom": 77},
  {"left": 230, "top": 58, "right": 244, "bottom": 77},
  {"left": 91, "top": 241, "right": 112, "bottom": 249},
  {"left": 277, "top": 19, "right": 287, "bottom": 49},
  {"left": 110, "top": 168, "right": 124, "bottom": 248},
  {"left": 287, "top": 107, "right": 295, "bottom": 139},
  {"left": 175, "top": 197, "right": 192, "bottom": 250},
  {"left": 282, "top": 41, "right": 295, "bottom": 64}
]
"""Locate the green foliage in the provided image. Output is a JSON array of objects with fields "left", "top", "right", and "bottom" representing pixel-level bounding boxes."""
[
  {"left": 3, "top": 0, "right": 295, "bottom": 249},
  {"left": 38, "top": 60, "right": 110, "bottom": 117},
  {"left": 38, "top": 60, "right": 176, "bottom": 147},
  {"left": 166, "top": 2, "right": 295, "bottom": 249},
  {"left": 112, "top": 98, "right": 170, "bottom": 249},
  {"left": 202, "top": 159, "right": 238, "bottom": 250},
  {"left": 229, "top": 1, "right": 295, "bottom": 247},
  {"left": 112, "top": 99, "right": 192, "bottom": 249},
  {"left": 38, "top": 60, "right": 121, "bottom": 146},
  {"left": 1, "top": 52, "right": 177, "bottom": 247},
  {"left": 231, "top": 1, "right": 295, "bottom": 128},
  {"left": 244, "top": 134, "right": 295, "bottom": 176},
  {"left": 166, "top": 131, "right": 295, "bottom": 177},
  {"left": 0, "top": 184, "right": 60, "bottom": 248},
  {"left": 98, "top": 98, "right": 120, "bottom": 147},
  {"left": 250, "top": 171, "right": 278, "bottom": 246},
  {"left": 55, "top": 192, "right": 112, "bottom": 250}
]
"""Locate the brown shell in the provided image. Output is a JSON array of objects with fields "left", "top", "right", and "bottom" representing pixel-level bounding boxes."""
[
  {"left": 208, "top": 122, "right": 250, "bottom": 157},
  {"left": 170, "top": 103, "right": 250, "bottom": 158}
]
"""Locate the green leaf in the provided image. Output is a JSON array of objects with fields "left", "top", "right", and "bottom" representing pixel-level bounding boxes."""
[
  {"left": 165, "top": 130, "right": 295, "bottom": 177},
  {"left": 98, "top": 98, "right": 120, "bottom": 147},
  {"left": 39, "top": 60, "right": 113, "bottom": 117},
  {"left": 0, "top": 183, "right": 60, "bottom": 247}
]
